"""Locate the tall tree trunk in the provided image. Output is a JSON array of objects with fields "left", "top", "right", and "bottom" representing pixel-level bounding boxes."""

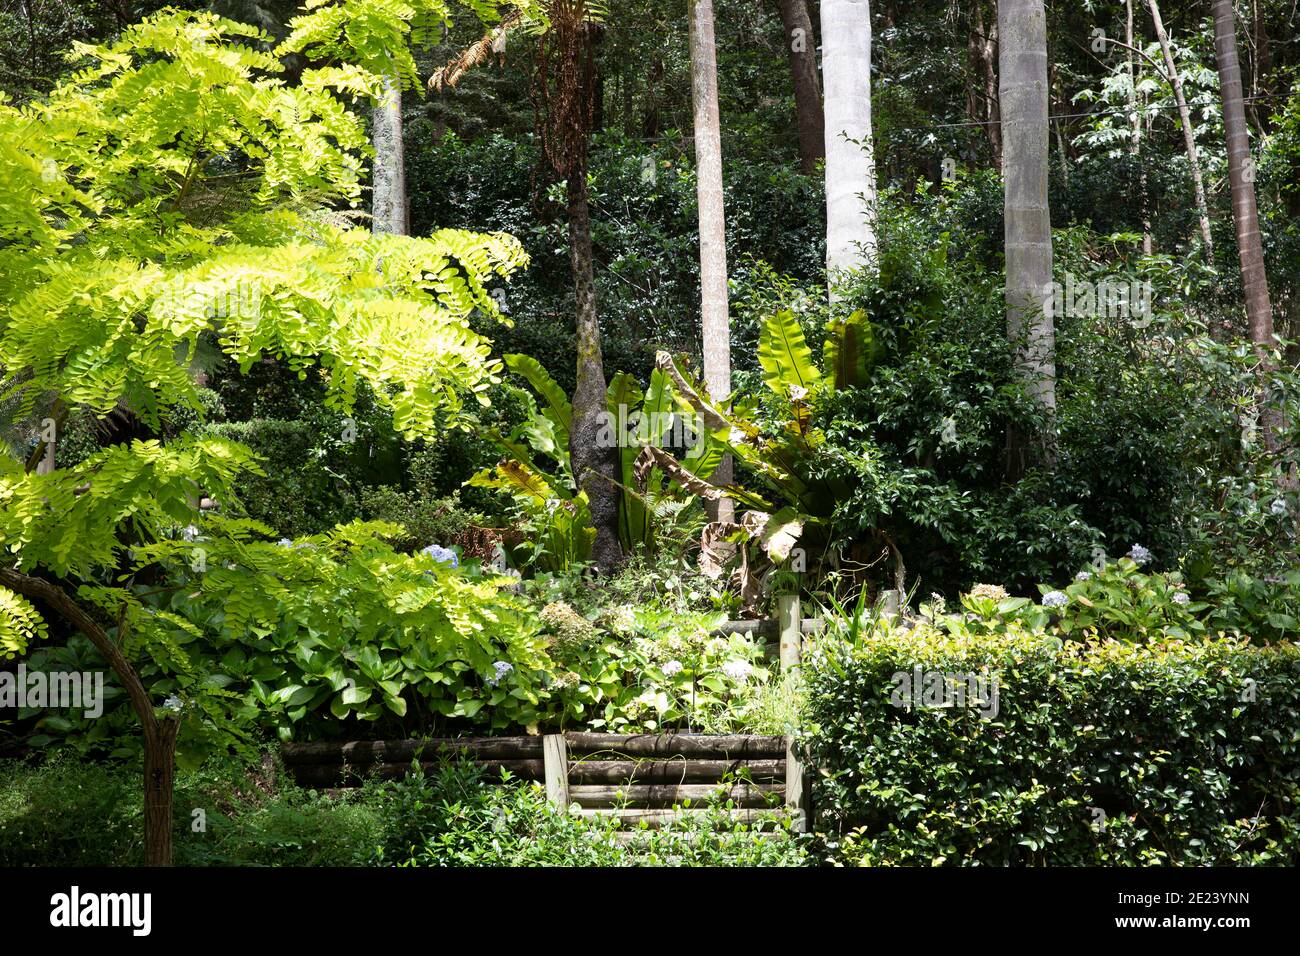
[
  {"left": 821, "top": 0, "right": 877, "bottom": 287},
  {"left": 566, "top": 171, "right": 623, "bottom": 570},
  {"left": 1000, "top": 0, "right": 1055, "bottom": 468},
  {"left": 777, "top": 0, "right": 825, "bottom": 174},
  {"left": 1212, "top": 0, "right": 1281, "bottom": 454},
  {"left": 1145, "top": 0, "right": 1213, "bottom": 258},
  {"left": 1248, "top": 0, "right": 1271, "bottom": 133},
  {"left": 0, "top": 568, "right": 181, "bottom": 865},
  {"left": 643, "top": 57, "right": 664, "bottom": 138},
  {"left": 1126, "top": 0, "right": 1153, "bottom": 254},
  {"left": 970, "top": 1, "right": 1001, "bottom": 169},
  {"left": 689, "top": 0, "right": 734, "bottom": 521},
  {"left": 371, "top": 73, "right": 409, "bottom": 235}
]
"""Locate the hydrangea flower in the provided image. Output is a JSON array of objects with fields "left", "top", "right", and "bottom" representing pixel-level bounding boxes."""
[
  {"left": 1075, "top": 571, "right": 1092, "bottom": 582},
  {"left": 277, "top": 538, "right": 294, "bottom": 548},
  {"left": 1172, "top": 591, "right": 1190, "bottom": 605},
  {"left": 662, "top": 660, "right": 684, "bottom": 677},
  {"left": 486, "top": 660, "right": 513, "bottom": 687},
  {"left": 162, "top": 695, "right": 183, "bottom": 713},
  {"left": 1127, "top": 543, "right": 1152, "bottom": 565},
  {"left": 421, "top": 544, "right": 459, "bottom": 568},
  {"left": 1042, "top": 590, "right": 1069, "bottom": 609},
  {"left": 181, "top": 525, "right": 201, "bottom": 542},
  {"left": 721, "top": 659, "right": 752, "bottom": 682}
]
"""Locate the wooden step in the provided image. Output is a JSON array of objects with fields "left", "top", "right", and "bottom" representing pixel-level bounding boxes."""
[
  {"left": 564, "top": 733, "right": 786, "bottom": 759},
  {"left": 572, "top": 807, "right": 797, "bottom": 829},
  {"left": 567, "top": 782, "right": 784, "bottom": 809},
  {"left": 566, "top": 758, "right": 784, "bottom": 784}
]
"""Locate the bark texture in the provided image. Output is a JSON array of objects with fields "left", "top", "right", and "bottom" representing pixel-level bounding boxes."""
[
  {"left": 820, "top": 0, "right": 877, "bottom": 285},
  {"left": 777, "top": 0, "right": 825, "bottom": 174},
  {"left": 689, "top": 0, "right": 734, "bottom": 520},
  {"left": 566, "top": 171, "right": 623, "bottom": 570},
  {"left": 1212, "top": 0, "right": 1281, "bottom": 455},
  {"left": 371, "top": 73, "right": 409, "bottom": 236},
  {"left": 999, "top": 0, "right": 1056, "bottom": 457}
]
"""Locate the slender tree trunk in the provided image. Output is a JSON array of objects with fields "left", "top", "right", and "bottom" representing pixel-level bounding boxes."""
[
  {"left": 0, "top": 568, "right": 181, "bottom": 865},
  {"left": 777, "top": 0, "right": 825, "bottom": 174},
  {"left": 821, "top": 0, "right": 877, "bottom": 287},
  {"left": 643, "top": 57, "right": 664, "bottom": 138},
  {"left": 1054, "top": 118, "right": 1069, "bottom": 183},
  {"left": 143, "top": 719, "right": 180, "bottom": 865},
  {"left": 372, "top": 73, "right": 409, "bottom": 235},
  {"left": 1212, "top": 0, "right": 1281, "bottom": 455},
  {"left": 566, "top": 171, "right": 623, "bottom": 570},
  {"left": 1213, "top": 0, "right": 1273, "bottom": 349},
  {"left": 1248, "top": 0, "right": 1271, "bottom": 133},
  {"left": 689, "top": 0, "right": 734, "bottom": 521},
  {"left": 1000, "top": 0, "right": 1055, "bottom": 468},
  {"left": 1126, "top": 0, "right": 1153, "bottom": 254},
  {"left": 1145, "top": 0, "right": 1213, "bottom": 258},
  {"left": 971, "top": 1, "right": 1001, "bottom": 169}
]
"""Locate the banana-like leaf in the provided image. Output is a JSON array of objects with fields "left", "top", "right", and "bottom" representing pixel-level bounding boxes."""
[
  {"left": 823, "top": 309, "right": 878, "bottom": 390},
  {"left": 637, "top": 369, "right": 675, "bottom": 445},
  {"left": 742, "top": 506, "right": 804, "bottom": 563},
  {"left": 758, "top": 309, "right": 821, "bottom": 398},
  {"left": 505, "top": 353, "right": 572, "bottom": 441},
  {"left": 467, "top": 458, "right": 562, "bottom": 505}
]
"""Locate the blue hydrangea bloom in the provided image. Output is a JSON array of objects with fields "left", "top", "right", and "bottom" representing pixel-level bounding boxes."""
[
  {"left": 1042, "top": 590, "right": 1069, "bottom": 608},
  {"left": 421, "top": 544, "right": 459, "bottom": 568}
]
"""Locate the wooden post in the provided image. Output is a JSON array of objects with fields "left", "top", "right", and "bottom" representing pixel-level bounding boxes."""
[
  {"left": 543, "top": 734, "right": 570, "bottom": 810},
  {"left": 784, "top": 734, "right": 805, "bottom": 833},
  {"left": 776, "top": 592, "right": 801, "bottom": 671}
]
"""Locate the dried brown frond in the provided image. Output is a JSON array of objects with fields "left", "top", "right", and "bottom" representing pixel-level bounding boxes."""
[{"left": 429, "top": 9, "right": 524, "bottom": 92}]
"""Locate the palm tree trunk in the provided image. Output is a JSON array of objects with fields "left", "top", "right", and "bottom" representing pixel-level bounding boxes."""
[
  {"left": 1212, "top": 0, "right": 1282, "bottom": 456},
  {"left": 689, "top": 0, "right": 734, "bottom": 522},
  {"left": 821, "top": 0, "right": 877, "bottom": 287},
  {"left": 1145, "top": 0, "right": 1212, "bottom": 258},
  {"left": 776, "top": 0, "right": 825, "bottom": 174},
  {"left": 372, "top": 72, "right": 409, "bottom": 235},
  {"left": 1000, "top": 0, "right": 1055, "bottom": 466}
]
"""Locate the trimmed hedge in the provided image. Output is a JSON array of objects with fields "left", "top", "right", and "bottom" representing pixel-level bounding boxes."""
[{"left": 801, "top": 624, "right": 1300, "bottom": 865}]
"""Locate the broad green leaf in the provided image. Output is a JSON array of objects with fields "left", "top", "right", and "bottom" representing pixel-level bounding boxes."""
[{"left": 758, "top": 309, "right": 821, "bottom": 397}]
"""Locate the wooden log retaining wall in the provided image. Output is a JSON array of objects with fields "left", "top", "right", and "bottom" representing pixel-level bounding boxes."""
[{"left": 282, "top": 732, "right": 807, "bottom": 831}]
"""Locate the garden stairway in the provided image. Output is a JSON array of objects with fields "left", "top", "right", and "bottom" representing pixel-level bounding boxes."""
[{"left": 281, "top": 733, "right": 807, "bottom": 835}]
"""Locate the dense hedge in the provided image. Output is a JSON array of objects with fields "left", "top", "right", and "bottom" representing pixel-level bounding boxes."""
[{"left": 801, "top": 625, "right": 1300, "bottom": 865}]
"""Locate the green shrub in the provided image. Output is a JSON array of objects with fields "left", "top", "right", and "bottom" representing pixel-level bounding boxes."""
[
  {"left": 0, "top": 752, "right": 144, "bottom": 865},
  {"left": 0, "top": 752, "right": 393, "bottom": 866},
  {"left": 0, "top": 753, "right": 808, "bottom": 867},
  {"left": 392, "top": 765, "right": 808, "bottom": 867},
  {"left": 801, "top": 615, "right": 1300, "bottom": 865}
]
